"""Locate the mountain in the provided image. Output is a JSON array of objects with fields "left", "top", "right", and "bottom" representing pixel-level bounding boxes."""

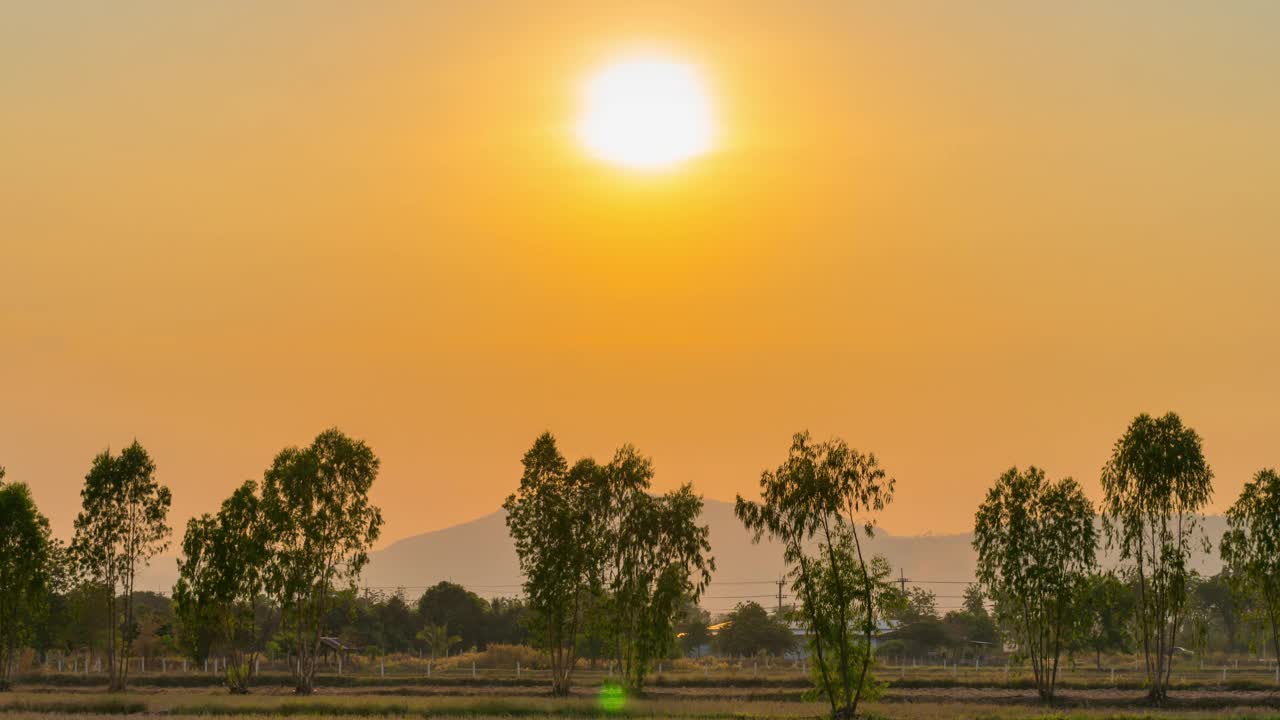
[
  {"left": 359, "top": 499, "right": 1226, "bottom": 615},
  {"left": 137, "top": 498, "right": 1226, "bottom": 613}
]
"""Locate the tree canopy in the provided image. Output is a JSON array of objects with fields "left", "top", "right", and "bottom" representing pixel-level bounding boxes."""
[
  {"left": 714, "top": 602, "right": 794, "bottom": 657},
  {"left": 1220, "top": 468, "right": 1280, "bottom": 670},
  {"left": 70, "top": 442, "right": 172, "bottom": 691},
  {"left": 1100, "top": 412, "right": 1212, "bottom": 704},
  {"left": 598, "top": 445, "right": 713, "bottom": 693},
  {"left": 973, "top": 466, "right": 1096, "bottom": 701},
  {"left": 0, "top": 471, "right": 60, "bottom": 690},
  {"left": 173, "top": 479, "right": 269, "bottom": 693},
  {"left": 504, "top": 433, "right": 593, "bottom": 696},
  {"left": 736, "top": 431, "right": 896, "bottom": 720},
  {"left": 261, "top": 428, "right": 383, "bottom": 695},
  {"left": 416, "top": 582, "right": 489, "bottom": 652},
  {"left": 505, "top": 434, "right": 712, "bottom": 695}
]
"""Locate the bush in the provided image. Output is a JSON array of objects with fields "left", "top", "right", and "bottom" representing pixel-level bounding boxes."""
[{"left": 433, "top": 644, "right": 549, "bottom": 670}]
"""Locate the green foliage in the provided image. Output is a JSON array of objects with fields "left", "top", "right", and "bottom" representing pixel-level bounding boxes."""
[
  {"left": 1079, "top": 572, "right": 1135, "bottom": 668},
  {"left": 1192, "top": 572, "right": 1241, "bottom": 652},
  {"left": 598, "top": 446, "right": 713, "bottom": 694},
  {"left": 1220, "top": 468, "right": 1280, "bottom": 669},
  {"left": 69, "top": 441, "right": 172, "bottom": 691},
  {"left": 0, "top": 474, "right": 60, "bottom": 689},
  {"left": 712, "top": 601, "right": 794, "bottom": 657},
  {"left": 735, "top": 431, "right": 896, "bottom": 720},
  {"left": 173, "top": 479, "right": 270, "bottom": 693},
  {"left": 503, "top": 433, "right": 595, "bottom": 696},
  {"left": 974, "top": 466, "right": 1096, "bottom": 701},
  {"left": 1100, "top": 412, "right": 1213, "bottom": 703},
  {"left": 485, "top": 597, "right": 530, "bottom": 647},
  {"left": 416, "top": 623, "right": 461, "bottom": 659},
  {"left": 260, "top": 428, "right": 384, "bottom": 694},
  {"left": 416, "top": 582, "right": 489, "bottom": 652},
  {"left": 505, "top": 434, "right": 713, "bottom": 696},
  {"left": 940, "top": 585, "right": 998, "bottom": 654}
]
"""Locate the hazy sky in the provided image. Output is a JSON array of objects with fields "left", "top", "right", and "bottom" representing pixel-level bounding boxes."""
[{"left": 4, "top": 2, "right": 1279, "bottom": 549}]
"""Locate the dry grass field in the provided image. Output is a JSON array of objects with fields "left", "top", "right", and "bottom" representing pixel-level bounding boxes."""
[{"left": 3, "top": 668, "right": 1280, "bottom": 720}]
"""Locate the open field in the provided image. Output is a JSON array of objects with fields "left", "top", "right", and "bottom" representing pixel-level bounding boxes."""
[
  {"left": 15, "top": 662, "right": 1280, "bottom": 692},
  {"left": 4, "top": 671, "right": 1280, "bottom": 720}
]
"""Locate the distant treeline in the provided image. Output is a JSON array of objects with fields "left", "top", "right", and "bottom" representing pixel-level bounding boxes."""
[{"left": 2, "top": 412, "right": 1278, "bottom": 717}]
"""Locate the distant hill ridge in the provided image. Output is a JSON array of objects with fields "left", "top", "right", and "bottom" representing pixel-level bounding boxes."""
[
  {"left": 356, "top": 498, "right": 1227, "bottom": 615},
  {"left": 136, "top": 498, "right": 1225, "bottom": 611}
]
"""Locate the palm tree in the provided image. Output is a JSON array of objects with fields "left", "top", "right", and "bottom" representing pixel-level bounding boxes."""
[{"left": 416, "top": 623, "right": 461, "bottom": 660}]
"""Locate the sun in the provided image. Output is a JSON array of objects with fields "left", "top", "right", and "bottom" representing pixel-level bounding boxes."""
[{"left": 576, "top": 57, "right": 715, "bottom": 171}]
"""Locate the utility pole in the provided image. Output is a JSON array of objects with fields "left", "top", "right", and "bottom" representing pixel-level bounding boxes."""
[
  {"left": 899, "top": 568, "right": 909, "bottom": 595},
  {"left": 776, "top": 577, "right": 785, "bottom": 615}
]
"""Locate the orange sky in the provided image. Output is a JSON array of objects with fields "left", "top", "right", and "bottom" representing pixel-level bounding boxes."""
[{"left": 3, "top": 2, "right": 1279, "bottom": 549}]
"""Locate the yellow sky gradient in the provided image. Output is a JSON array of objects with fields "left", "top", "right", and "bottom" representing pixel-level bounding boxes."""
[{"left": 3, "top": 1, "right": 1279, "bottom": 548}]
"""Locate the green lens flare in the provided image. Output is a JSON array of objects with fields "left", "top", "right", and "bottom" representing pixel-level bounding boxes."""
[{"left": 599, "top": 683, "right": 626, "bottom": 713}]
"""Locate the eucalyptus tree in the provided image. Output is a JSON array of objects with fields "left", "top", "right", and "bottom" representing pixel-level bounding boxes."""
[
  {"left": 1100, "top": 412, "right": 1212, "bottom": 704},
  {"left": 70, "top": 442, "right": 172, "bottom": 691},
  {"left": 736, "top": 432, "right": 897, "bottom": 720},
  {"left": 1220, "top": 468, "right": 1280, "bottom": 668},
  {"left": 974, "top": 466, "right": 1096, "bottom": 701},
  {"left": 0, "top": 469, "right": 60, "bottom": 690},
  {"left": 260, "top": 428, "right": 383, "bottom": 695},
  {"left": 504, "top": 433, "right": 602, "bottom": 696},
  {"left": 599, "top": 446, "right": 713, "bottom": 694},
  {"left": 173, "top": 480, "right": 269, "bottom": 693}
]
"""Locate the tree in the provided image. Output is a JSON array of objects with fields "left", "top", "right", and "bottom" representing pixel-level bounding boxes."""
[
  {"left": 374, "top": 593, "right": 417, "bottom": 652},
  {"left": 1183, "top": 576, "right": 1212, "bottom": 659},
  {"left": 260, "top": 428, "right": 383, "bottom": 695},
  {"left": 962, "top": 584, "right": 987, "bottom": 617},
  {"left": 675, "top": 599, "right": 711, "bottom": 657},
  {"left": 713, "top": 602, "right": 794, "bottom": 657},
  {"left": 416, "top": 582, "right": 489, "bottom": 652},
  {"left": 70, "top": 442, "right": 172, "bottom": 691},
  {"left": 173, "top": 480, "right": 269, "bottom": 693},
  {"left": 1100, "top": 412, "right": 1213, "bottom": 704},
  {"left": 1194, "top": 573, "right": 1241, "bottom": 653},
  {"left": 0, "top": 470, "right": 60, "bottom": 690},
  {"left": 1220, "top": 468, "right": 1280, "bottom": 670},
  {"left": 973, "top": 466, "right": 1096, "bottom": 701},
  {"left": 598, "top": 446, "right": 713, "bottom": 694},
  {"left": 941, "top": 585, "right": 998, "bottom": 658},
  {"left": 736, "top": 431, "right": 897, "bottom": 720},
  {"left": 485, "top": 597, "right": 529, "bottom": 646},
  {"left": 504, "top": 433, "right": 602, "bottom": 696},
  {"left": 1080, "top": 572, "right": 1135, "bottom": 669},
  {"left": 888, "top": 587, "right": 938, "bottom": 623},
  {"left": 415, "top": 623, "right": 460, "bottom": 660}
]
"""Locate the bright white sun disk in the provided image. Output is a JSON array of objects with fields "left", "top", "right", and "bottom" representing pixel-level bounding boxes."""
[{"left": 577, "top": 58, "right": 714, "bottom": 170}]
